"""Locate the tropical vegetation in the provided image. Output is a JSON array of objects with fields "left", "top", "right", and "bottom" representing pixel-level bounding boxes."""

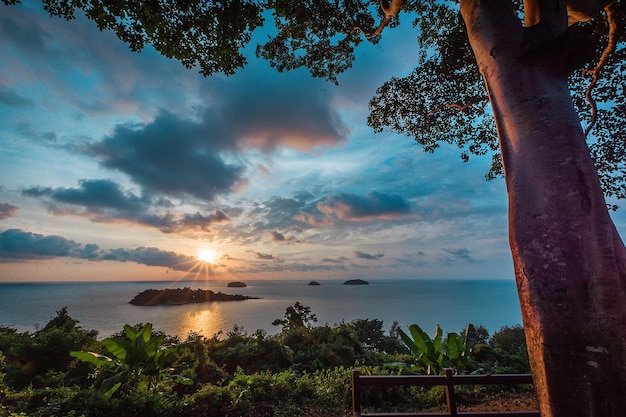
[{"left": 0, "top": 305, "right": 534, "bottom": 416}]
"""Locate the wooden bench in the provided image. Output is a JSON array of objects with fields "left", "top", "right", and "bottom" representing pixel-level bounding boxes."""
[{"left": 352, "top": 368, "right": 540, "bottom": 417}]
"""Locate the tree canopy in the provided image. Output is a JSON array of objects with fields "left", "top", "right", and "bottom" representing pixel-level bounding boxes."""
[{"left": 6, "top": 0, "right": 622, "bottom": 203}]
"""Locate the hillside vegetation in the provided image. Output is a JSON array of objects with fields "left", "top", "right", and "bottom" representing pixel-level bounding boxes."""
[{"left": 0, "top": 304, "right": 535, "bottom": 416}]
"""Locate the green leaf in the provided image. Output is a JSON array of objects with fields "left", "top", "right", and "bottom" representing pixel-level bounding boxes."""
[
  {"left": 101, "top": 372, "right": 124, "bottom": 399},
  {"left": 447, "top": 333, "right": 465, "bottom": 361},
  {"left": 138, "top": 323, "right": 153, "bottom": 343},
  {"left": 433, "top": 325, "right": 443, "bottom": 353},
  {"left": 154, "top": 345, "right": 176, "bottom": 366},
  {"left": 408, "top": 324, "right": 434, "bottom": 357},
  {"left": 398, "top": 328, "right": 420, "bottom": 355},
  {"left": 446, "top": 333, "right": 468, "bottom": 367},
  {"left": 124, "top": 324, "right": 139, "bottom": 340},
  {"left": 70, "top": 351, "right": 115, "bottom": 367},
  {"left": 103, "top": 338, "right": 133, "bottom": 362},
  {"left": 172, "top": 375, "right": 194, "bottom": 385}
]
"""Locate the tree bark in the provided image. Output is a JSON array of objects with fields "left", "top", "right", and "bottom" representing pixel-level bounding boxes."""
[{"left": 460, "top": 1, "right": 626, "bottom": 416}]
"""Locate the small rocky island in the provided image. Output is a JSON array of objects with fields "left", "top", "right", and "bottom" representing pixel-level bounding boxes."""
[
  {"left": 130, "top": 288, "right": 257, "bottom": 306},
  {"left": 343, "top": 279, "right": 369, "bottom": 285},
  {"left": 227, "top": 281, "right": 247, "bottom": 288},
  {"left": 308, "top": 281, "right": 321, "bottom": 286}
]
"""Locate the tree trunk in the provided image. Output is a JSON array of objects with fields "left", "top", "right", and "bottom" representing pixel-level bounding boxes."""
[{"left": 460, "top": 1, "right": 626, "bottom": 416}]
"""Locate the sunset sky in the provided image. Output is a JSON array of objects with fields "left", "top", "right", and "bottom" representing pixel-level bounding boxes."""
[{"left": 1, "top": 2, "right": 624, "bottom": 283}]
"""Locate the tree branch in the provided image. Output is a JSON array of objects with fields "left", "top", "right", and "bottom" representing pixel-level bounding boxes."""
[
  {"left": 582, "top": 2, "right": 619, "bottom": 137},
  {"left": 524, "top": 0, "right": 568, "bottom": 29},
  {"left": 351, "top": 0, "right": 404, "bottom": 38},
  {"left": 567, "top": 0, "right": 616, "bottom": 24}
]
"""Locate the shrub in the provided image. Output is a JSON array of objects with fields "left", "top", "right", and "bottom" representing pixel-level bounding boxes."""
[
  {"left": 300, "top": 367, "right": 353, "bottom": 409},
  {"left": 0, "top": 310, "right": 535, "bottom": 417},
  {"left": 462, "top": 324, "right": 490, "bottom": 349},
  {"left": 183, "top": 384, "right": 235, "bottom": 417},
  {"left": 207, "top": 330, "right": 292, "bottom": 374},
  {"left": 490, "top": 325, "right": 527, "bottom": 355},
  {"left": 0, "top": 309, "right": 98, "bottom": 390},
  {"left": 399, "top": 324, "right": 468, "bottom": 375}
]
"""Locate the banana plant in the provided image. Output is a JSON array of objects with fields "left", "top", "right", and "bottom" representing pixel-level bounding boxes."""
[
  {"left": 71, "top": 323, "right": 190, "bottom": 398},
  {"left": 398, "top": 324, "right": 467, "bottom": 375},
  {"left": 444, "top": 332, "right": 468, "bottom": 370}
]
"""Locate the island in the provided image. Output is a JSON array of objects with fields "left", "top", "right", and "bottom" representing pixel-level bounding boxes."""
[
  {"left": 343, "top": 279, "right": 369, "bottom": 285},
  {"left": 227, "top": 281, "right": 247, "bottom": 288},
  {"left": 308, "top": 281, "right": 321, "bottom": 286},
  {"left": 129, "top": 288, "right": 257, "bottom": 306}
]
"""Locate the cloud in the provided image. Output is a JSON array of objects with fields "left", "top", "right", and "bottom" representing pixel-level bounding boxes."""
[
  {"left": 295, "top": 191, "right": 412, "bottom": 227},
  {"left": 213, "top": 189, "right": 416, "bottom": 250},
  {"left": 292, "top": 211, "right": 336, "bottom": 228},
  {"left": 271, "top": 231, "right": 286, "bottom": 241},
  {"left": 318, "top": 191, "right": 411, "bottom": 221},
  {"left": 0, "top": 228, "right": 196, "bottom": 270},
  {"left": 0, "top": 85, "right": 33, "bottom": 107},
  {"left": 79, "top": 243, "right": 101, "bottom": 259},
  {"left": 255, "top": 251, "right": 277, "bottom": 260},
  {"left": 206, "top": 67, "right": 350, "bottom": 152},
  {"left": 24, "top": 179, "right": 148, "bottom": 212},
  {"left": 0, "top": 11, "right": 50, "bottom": 54},
  {"left": 321, "top": 256, "right": 349, "bottom": 264},
  {"left": 0, "top": 229, "right": 85, "bottom": 260},
  {"left": 271, "top": 230, "right": 301, "bottom": 244},
  {"left": 80, "top": 66, "right": 351, "bottom": 203},
  {"left": 0, "top": 4, "right": 521, "bottom": 282},
  {"left": 226, "top": 260, "right": 347, "bottom": 275},
  {"left": 395, "top": 251, "right": 427, "bottom": 267},
  {"left": 213, "top": 194, "right": 317, "bottom": 245},
  {"left": 86, "top": 112, "right": 247, "bottom": 201},
  {"left": 254, "top": 195, "right": 315, "bottom": 228},
  {"left": 1, "top": 6, "right": 190, "bottom": 122},
  {"left": 22, "top": 179, "right": 230, "bottom": 233},
  {"left": 354, "top": 250, "right": 385, "bottom": 260},
  {"left": 439, "top": 247, "right": 475, "bottom": 264},
  {"left": 5, "top": 5, "right": 351, "bottom": 141},
  {"left": 0, "top": 203, "right": 18, "bottom": 219},
  {"left": 99, "top": 247, "right": 196, "bottom": 270},
  {"left": 180, "top": 210, "right": 231, "bottom": 231}
]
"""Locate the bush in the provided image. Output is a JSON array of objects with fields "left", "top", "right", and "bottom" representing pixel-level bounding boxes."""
[
  {"left": 207, "top": 330, "right": 292, "bottom": 374},
  {"left": 0, "top": 307, "right": 535, "bottom": 417},
  {"left": 227, "top": 369, "right": 300, "bottom": 403},
  {"left": 462, "top": 324, "right": 490, "bottom": 349},
  {"left": 183, "top": 384, "right": 236, "bottom": 417},
  {"left": 300, "top": 367, "right": 353, "bottom": 409},
  {"left": 354, "top": 366, "right": 447, "bottom": 413},
  {"left": 0, "top": 309, "right": 98, "bottom": 390},
  {"left": 490, "top": 325, "right": 527, "bottom": 355}
]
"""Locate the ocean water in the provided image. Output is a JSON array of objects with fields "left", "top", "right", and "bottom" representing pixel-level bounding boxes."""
[{"left": 0, "top": 279, "right": 523, "bottom": 339}]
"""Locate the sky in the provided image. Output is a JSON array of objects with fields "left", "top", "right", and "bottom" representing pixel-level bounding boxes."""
[{"left": 1, "top": 2, "right": 624, "bottom": 283}]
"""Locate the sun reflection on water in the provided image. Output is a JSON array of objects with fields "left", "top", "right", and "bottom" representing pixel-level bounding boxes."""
[{"left": 179, "top": 306, "right": 227, "bottom": 338}]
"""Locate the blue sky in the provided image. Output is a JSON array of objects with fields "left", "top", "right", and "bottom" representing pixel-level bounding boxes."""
[{"left": 1, "top": 1, "right": 624, "bottom": 282}]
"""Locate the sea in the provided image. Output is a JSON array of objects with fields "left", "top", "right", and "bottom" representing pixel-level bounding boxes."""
[{"left": 0, "top": 279, "right": 523, "bottom": 339}]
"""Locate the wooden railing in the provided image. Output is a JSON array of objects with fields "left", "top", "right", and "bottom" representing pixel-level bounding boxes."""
[{"left": 352, "top": 368, "right": 540, "bottom": 417}]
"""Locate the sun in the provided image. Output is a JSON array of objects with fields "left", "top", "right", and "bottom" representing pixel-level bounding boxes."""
[{"left": 197, "top": 248, "right": 217, "bottom": 264}]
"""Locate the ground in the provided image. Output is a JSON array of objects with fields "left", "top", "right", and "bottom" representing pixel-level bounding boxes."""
[{"left": 254, "top": 390, "right": 539, "bottom": 416}]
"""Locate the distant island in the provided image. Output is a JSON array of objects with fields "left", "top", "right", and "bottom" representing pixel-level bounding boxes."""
[
  {"left": 343, "top": 279, "right": 369, "bottom": 285},
  {"left": 308, "top": 281, "right": 321, "bottom": 286},
  {"left": 129, "top": 288, "right": 257, "bottom": 306},
  {"left": 227, "top": 281, "right": 247, "bottom": 288}
]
